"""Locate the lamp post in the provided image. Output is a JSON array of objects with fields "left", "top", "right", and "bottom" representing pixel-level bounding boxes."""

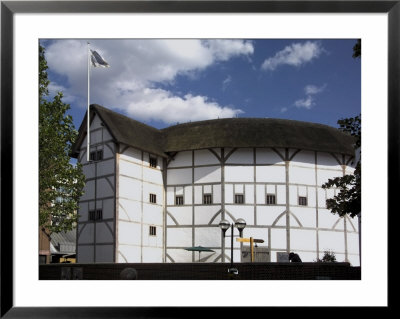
[{"left": 219, "top": 218, "right": 246, "bottom": 276}]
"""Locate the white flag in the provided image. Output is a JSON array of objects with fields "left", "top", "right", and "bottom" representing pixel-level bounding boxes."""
[{"left": 90, "top": 49, "right": 110, "bottom": 67}]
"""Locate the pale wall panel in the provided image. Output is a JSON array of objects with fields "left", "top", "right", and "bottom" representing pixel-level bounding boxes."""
[
  {"left": 118, "top": 221, "right": 141, "bottom": 246},
  {"left": 256, "top": 148, "right": 284, "bottom": 165},
  {"left": 168, "top": 207, "right": 192, "bottom": 225},
  {"left": 225, "top": 148, "right": 253, "bottom": 164},
  {"left": 168, "top": 151, "right": 192, "bottom": 168},
  {"left": 225, "top": 166, "right": 254, "bottom": 182},
  {"left": 119, "top": 198, "right": 141, "bottom": 222},
  {"left": 194, "top": 166, "right": 221, "bottom": 183},
  {"left": 194, "top": 149, "right": 220, "bottom": 166},
  {"left": 167, "top": 168, "right": 192, "bottom": 185},
  {"left": 290, "top": 229, "right": 317, "bottom": 251},
  {"left": 95, "top": 245, "right": 114, "bottom": 262},
  {"left": 256, "top": 166, "right": 285, "bottom": 183},
  {"left": 167, "top": 227, "right": 192, "bottom": 247}
]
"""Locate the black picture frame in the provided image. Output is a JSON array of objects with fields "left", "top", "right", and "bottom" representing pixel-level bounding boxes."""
[{"left": 1, "top": 1, "right": 394, "bottom": 317}]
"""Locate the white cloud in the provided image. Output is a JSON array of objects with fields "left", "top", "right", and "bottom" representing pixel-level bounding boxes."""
[
  {"left": 304, "top": 84, "right": 326, "bottom": 95},
  {"left": 261, "top": 41, "right": 323, "bottom": 71},
  {"left": 294, "top": 83, "right": 327, "bottom": 110},
  {"left": 222, "top": 75, "right": 232, "bottom": 91},
  {"left": 294, "top": 96, "right": 314, "bottom": 109},
  {"left": 44, "top": 39, "right": 253, "bottom": 124}
]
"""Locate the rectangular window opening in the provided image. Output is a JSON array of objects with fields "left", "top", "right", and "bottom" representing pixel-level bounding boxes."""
[
  {"left": 149, "top": 156, "right": 157, "bottom": 168},
  {"left": 266, "top": 194, "right": 276, "bottom": 205},
  {"left": 89, "top": 150, "right": 103, "bottom": 161},
  {"left": 235, "top": 194, "right": 244, "bottom": 204},
  {"left": 149, "top": 226, "right": 157, "bottom": 236},
  {"left": 298, "top": 196, "right": 308, "bottom": 206},
  {"left": 150, "top": 193, "right": 157, "bottom": 204},
  {"left": 203, "top": 194, "right": 212, "bottom": 205},
  {"left": 175, "top": 195, "right": 184, "bottom": 205},
  {"left": 89, "top": 209, "right": 103, "bottom": 221}
]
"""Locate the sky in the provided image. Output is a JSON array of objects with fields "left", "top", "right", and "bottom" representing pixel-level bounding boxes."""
[{"left": 40, "top": 39, "right": 361, "bottom": 131}]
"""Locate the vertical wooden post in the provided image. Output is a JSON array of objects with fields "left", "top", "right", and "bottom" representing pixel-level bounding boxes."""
[{"left": 250, "top": 237, "right": 254, "bottom": 262}]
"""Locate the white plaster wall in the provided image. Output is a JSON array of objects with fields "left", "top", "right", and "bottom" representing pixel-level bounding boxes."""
[
  {"left": 168, "top": 207, "right": 192, "bottom": 225},
  {"left": 118, "top": 198, "right": 141, "bottom": 222},
  {"left": 95, "top": 245, "right": 114, "bottom": 262},
  {"left": 78, "top": 223, "right": 94, "bottom": 244},
  {"left": 119, "top": 160, "right": 142, "bottom": 179},
  {"left": 257, "top": 206, "right": 285, "bottom": 226},
  {"left": 143, "top": 182, "right": 163, "bottom": 204},
  {"left": 166, "top": 187, "right": 174, "bottom": 205},
  {"left": 225, "top": 148, "right": 254, "bottom": 164},
  {"left": 118, "top": 221, "right": 141, "bottom": 246},
  {"left": 256, "top": 148, "right": 284, "bottom": 164},
  {"left": 168, "top": 151, "right": 192, "bottom": 167},
  {"left": 319, "top": 230, "right": 345, "bottom": 253},
  {"left": 143, "top": 247, "right": 163, "bottom": 262},
  {"left": 271, "top": 228, "right": 287, "bottom": 250},
  {"left": 256, "top": 165, "right": 285, "bottom": 183},
  {"left": 185, "top": 186, "right": 193, "bottom": 205},
  {"left": 143, "top": 167, "right": 163, "bottom": 185},
  {"left": 194, "top": 186, "right": 202, "bottom": 204},
  {"left": 95, "top": 222, "right": 114, "bottom": 243},
  {"left": 96, "top": 177, "right": 114, "bottom": 198},
  {"left": 277, "top": 185, "right": 286, "bottom": 205},
  {"left": 77, "top": 245, "right": 94, "bottom": 263},
  {"left": 318, "top": 209, "right": 342, "bottom": 229},
  {"left": 195, "top": 227, "right": 220, "bottom": 247},
  {"left": 167, "top": 227, "right": 192, "bottom": 247},
  {"left": 118, "top": 245, "right": 141, "bottom": 263},
  {"left": 291, "top": 207, "right": 316, "bottom": 228},
  {"left": 290, "top": 150, "right": 315, "bottom": 167},
  {"left": 289, "top": 165, "right": 315, "bottom": 185},
  {"left": 290, "top": 229, "right": 317, "bottom": 251},
  {"left": 317, "top": 169, "right": 343, "bottom": 186},
  {"left": 317, "top": 152, "right": 343, "bottom": 170},
  {"left": 194, "top": 206, "right": 220, "bottom": 225},
  {"left": 212, "top": 185, "right": 221, "bottom": 204},
  {"left": 245, "top": 184, "right": 254, "bottom": 204},
  {"left": 119, "top": 146, "right": 142, "bottom": 164},
  {"left": 224, "top": 184, "right": 233, "bottom": 204},
  {"left": 167, "top": 168, "right": 192, "bottom": 185},
  {"left": 81, "top": 180, "right": 95, "bottom": 201},
  {"left": 225, "top": 166, "right": 254, "bottom": 182},
  {"left": 346, "top": 232, "right": 360, "bottom": 255},
  {"left": 225, "top": 206, "right": 254, "bottom": 225},
  {"left": 102, "top": 198, "right": 114, "bottom": 220},
  {"left": 82, "top": 164, "right": 96, "bottom": 179},
  {"left": 143, "top": 203, "right": 163, "bottom": 225},
  {"left": 194, "top": 149, "right": 220, "bottom": 165},
  {"left": 119, "top": 176, "right": 141, "bottom": 201},
  {"left": 143, "top": 227, "right": 163, "bottom": 248},
  {"left": 194, "top": 166, "right": 221, "bottom": 183}
]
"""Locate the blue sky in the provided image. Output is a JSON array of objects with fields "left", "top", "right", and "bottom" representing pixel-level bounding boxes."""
[{"left": 40, "top": 39, "right": 360, "bottom": 131}]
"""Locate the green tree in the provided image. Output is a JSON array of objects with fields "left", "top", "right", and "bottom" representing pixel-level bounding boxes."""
[
  {"left": 322, "top": 115, "right": 361, "bottom": 218},
  {"left": 352, "top": 39, "right": 361, "bottom": 59},
  {"left": 39, "top": 45, "right": 85, "bottom": 233},
  {"left": 316, "top": 250, "right": 337, "bottom": 263}
]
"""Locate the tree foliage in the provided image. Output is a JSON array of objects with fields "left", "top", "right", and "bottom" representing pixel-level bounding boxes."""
[
  {"left": 352, "top": 39, "right": 361, "bottom": 59},
  {"left": 322, "top": 115, "right": 361, "bottom": 218},
  {"left": 39, "top": 45, "right": 85, "bottom": 233},
  {"left": 316, "top": 250, "right": 337, "bottom": 263}
]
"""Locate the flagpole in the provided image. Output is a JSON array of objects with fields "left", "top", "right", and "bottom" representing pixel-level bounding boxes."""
[{"left": 87, "top": 42, "right": 91, "bottom": 162}]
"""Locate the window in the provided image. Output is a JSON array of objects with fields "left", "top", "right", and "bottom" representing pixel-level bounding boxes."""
[
  {"left": 149, "top": 156, "right": 157, "bottom": 168},
  {"left": 149, "top": 226, "right": 157, "bottom": 236},
  {"left": 89, "top": 150, "right": 103, "bottom": 161},
  {"left": 298, "top": 196, "right": 307, "bottom": 206},
  {"left": 175, "top": 195, "right": 184, "bottom": 205},
  {"left": 203, "top": 194, "right": 212, "bottom": 205},
  {"left": 150, "top": 193, "right": 157, "bottom": 204},
  {"left": 235, "top": 194, "right": 244, "bottom": 204},
  {"left": 89, "top": 209, "right": 103, "bottom": 221},
  {"left": 266, "top": 194, "right": 276, "bottom": 205}
]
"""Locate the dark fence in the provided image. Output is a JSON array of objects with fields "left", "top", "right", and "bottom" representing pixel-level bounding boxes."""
[{"left": 39, "top": 262, "right": 360, "bottom": 280}]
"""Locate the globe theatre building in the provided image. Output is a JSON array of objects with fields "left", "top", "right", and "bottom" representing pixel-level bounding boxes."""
[{"left": 72, "top": 104, "right": 360, "bottom": 266}]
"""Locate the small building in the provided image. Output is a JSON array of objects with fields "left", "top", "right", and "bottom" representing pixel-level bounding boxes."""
[
  {"left": 50, "top": 229, "right": 76, "bottom": 263},
  {"left": 71, "top": 104, "right": 360, "bottom": 266}
]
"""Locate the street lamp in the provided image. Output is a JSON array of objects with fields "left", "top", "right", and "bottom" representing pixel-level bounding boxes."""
[{"left": 219, "top": 218, "right": 246, "bottom": 276}]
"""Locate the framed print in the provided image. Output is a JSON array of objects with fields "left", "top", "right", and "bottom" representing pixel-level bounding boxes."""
[{"left": 1, "top": 0, "right": 395, "bottom": 317}]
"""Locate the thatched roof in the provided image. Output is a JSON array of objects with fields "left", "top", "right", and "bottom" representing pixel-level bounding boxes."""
[{"left": 72, "top": 104, "right": 356, "bottom": 158}]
